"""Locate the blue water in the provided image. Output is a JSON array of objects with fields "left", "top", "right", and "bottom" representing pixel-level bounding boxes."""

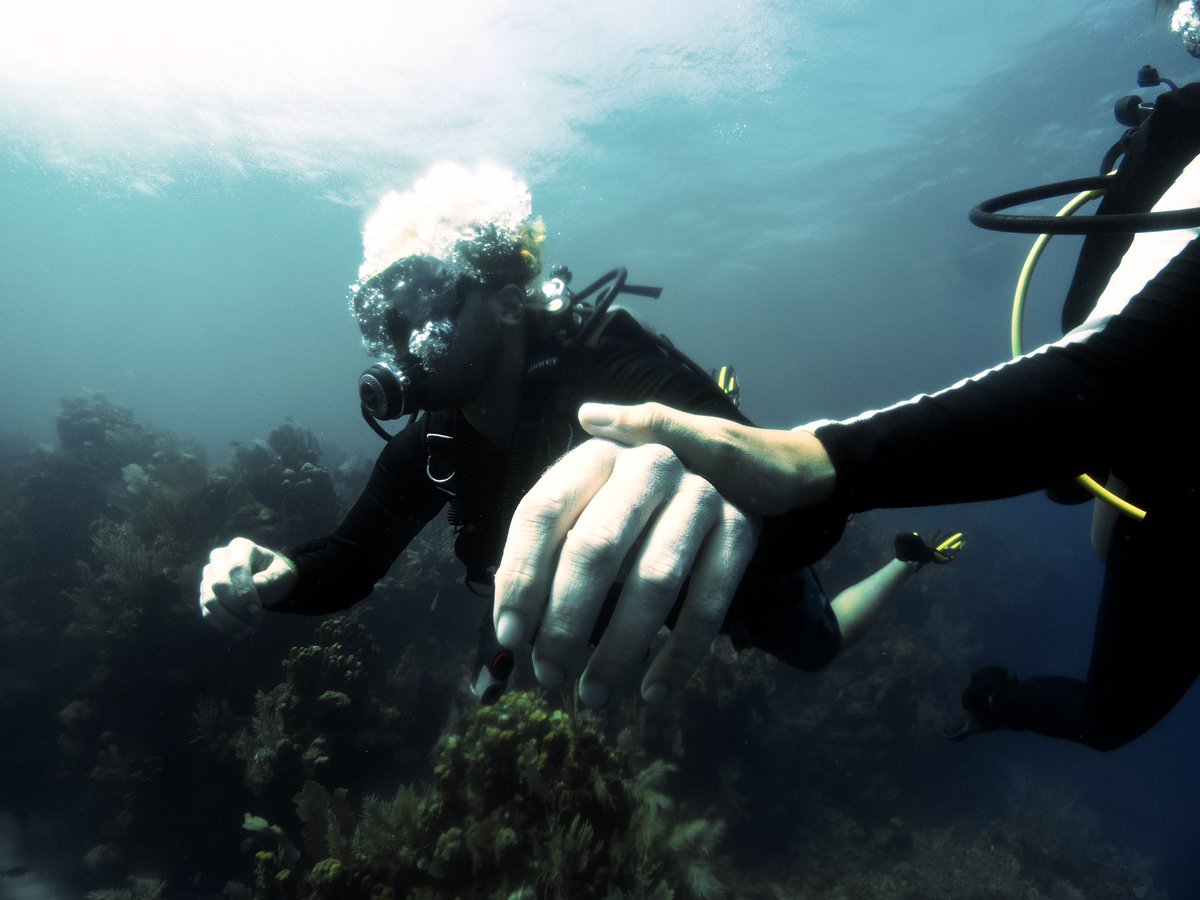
[{"left": 2, "top": 1, "right": 1197, "bottom": 896}]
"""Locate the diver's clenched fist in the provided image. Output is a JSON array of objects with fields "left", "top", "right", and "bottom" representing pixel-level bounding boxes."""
[{"left": 198, "top": 537, "right": 297, "bottom": 637}]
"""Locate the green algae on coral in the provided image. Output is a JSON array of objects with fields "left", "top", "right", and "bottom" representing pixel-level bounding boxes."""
[{"left": 234, "top": 691, "right": 729, "bottom": 899}]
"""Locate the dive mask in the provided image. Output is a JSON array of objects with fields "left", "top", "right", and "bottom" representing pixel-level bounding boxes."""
[{"left": 351, "top": 255, "right": 466, "bottom": 420}]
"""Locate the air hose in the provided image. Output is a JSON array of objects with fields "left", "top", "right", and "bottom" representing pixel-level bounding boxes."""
[{"left": 1009, "top": 183, "right": 1148, "bottom": 520}]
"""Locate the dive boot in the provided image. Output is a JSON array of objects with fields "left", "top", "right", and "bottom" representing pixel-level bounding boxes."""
[
  {"left": 944, "top": 665, "right": 1017, "bottom": 741},
  {"left": 895, "top": 531, "right": 965, "bottom": 567}
]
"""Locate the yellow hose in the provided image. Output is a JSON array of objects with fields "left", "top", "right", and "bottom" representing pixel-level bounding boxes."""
[{"left": 1011, "top": 182, "right": 1147, "bottom": 520}]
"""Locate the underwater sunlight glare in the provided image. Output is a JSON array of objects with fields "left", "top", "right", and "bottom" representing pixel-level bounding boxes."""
[{"left": 0, "top": 0, "right": 807, "bottom": 198}]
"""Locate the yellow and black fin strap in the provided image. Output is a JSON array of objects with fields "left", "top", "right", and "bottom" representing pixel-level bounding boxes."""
[
  {"left": 932, "top": 532, "right": 966, "bottom": 564},
  {"left": 712, "top": 365, "right": 741, "bottom": 407}
]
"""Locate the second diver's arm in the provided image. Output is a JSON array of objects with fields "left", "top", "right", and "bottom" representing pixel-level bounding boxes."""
[
  {"left": 579, "top": 234, "right": 1200, "bottom": 515},
  {"left": 815, "top": 234, "right": 1200, "bottom": 511},
  {"left": 272, "top": 419, "right": 447, "bottom": 615}
]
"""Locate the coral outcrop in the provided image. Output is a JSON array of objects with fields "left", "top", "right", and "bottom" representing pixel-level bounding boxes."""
[
  {"left": 227, "top": 617, "right": 409, "bottom": 807},
  {"left": 0, "top": 395, "right": 1173, "bottom": 899},
  {"left": 236, "top": 691, "right": 728, "bottom": 900}
]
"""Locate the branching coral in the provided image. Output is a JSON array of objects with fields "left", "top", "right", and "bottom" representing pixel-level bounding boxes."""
[
  {"left": 226, "top": 616, "right": 410, "bottom": 806},
  {"left": 0, "top": 395, "right": 1170, "bottom": 900},
  {"left": 352, "top": 785, "right": 428, "bottom": 870},
  {"left": 234, "top": 691, "right": 730, "bottom": 900},
  {"left": 92, "top": 519, "right": 164, "bottom": 592},
  {"left": 0, "top": 399, "right": 387, "bottom": 890},
  {"left": 234, "top": 688, "right": 293, "bottom": 796},
  {"left": 294, "top": 781, "right": 355, "bottom": 862}
]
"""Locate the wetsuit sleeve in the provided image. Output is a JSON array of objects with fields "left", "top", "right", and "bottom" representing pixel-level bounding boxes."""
[
  {"left": 816, "top": 235, "right": 1200, "bottom": 511},
  {"left": 271, "top": 418, "right": 448, "bottom": 615}
]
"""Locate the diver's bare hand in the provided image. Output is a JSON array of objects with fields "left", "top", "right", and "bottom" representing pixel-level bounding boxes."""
[
  {"left": 578, "top": 401, "right": 836, "bottom": 515},
  {"left": 493, "top": 439, "right": 756, "bottom": 708},
  {"left": 198, "top": 537, "right": 297, "bottom": 637}
]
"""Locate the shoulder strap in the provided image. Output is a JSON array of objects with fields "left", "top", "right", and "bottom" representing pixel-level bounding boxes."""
[{"left": 421, "top": 410, "right": 458, "bottom": 497}]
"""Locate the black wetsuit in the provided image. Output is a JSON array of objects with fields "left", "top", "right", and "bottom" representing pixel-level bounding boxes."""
[
  {"left": 275, "top": 310, "right": 847, "bottom": 675},
  {"left": 814, "top": 84, "right": 1200, "bottom": 750}
]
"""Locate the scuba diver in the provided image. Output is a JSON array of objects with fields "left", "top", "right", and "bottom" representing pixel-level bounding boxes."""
[
  {"left": 496, "top": 2, "right": 1200, "bottom": 747},
  {"left": 198, "top": 163, "right": 964, "bottom": 706}
]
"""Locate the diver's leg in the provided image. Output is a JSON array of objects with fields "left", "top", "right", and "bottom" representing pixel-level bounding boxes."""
[
  {"left": 1076, "top": 494, "right": 1200, "bottom": 748},
  {"left": 966, "top": 497, "right": 1199, "bottom": 749},
  {"left": 832, "top": 532, "right": 964, "bottom": 649},
  {"left": 830, "top": 558, "right": 918, "bottom": 648}
]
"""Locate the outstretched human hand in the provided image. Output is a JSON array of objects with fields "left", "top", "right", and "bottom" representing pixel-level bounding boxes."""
[
  {"left": 577, "top": 401, "right": 837, "bottom": 515},
  {"left": 198, "top": 537, "right": 297, "bottom": 637},
  {"left": 493, "top": 439, "right": 756, "bottom": 708}
]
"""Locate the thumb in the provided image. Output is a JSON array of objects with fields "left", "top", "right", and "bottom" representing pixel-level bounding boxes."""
[
  {"left": 251, "top": 556, "right": 298, "bottom": 605},
  {"left": 579, "top": 401, "right": 733, "bottom": 464},
  {"left": 580, "top": 401, "right": 833, "bottom": 515},
  {"left": 580, "top": 401, "right": 757, "bottom": 507}
]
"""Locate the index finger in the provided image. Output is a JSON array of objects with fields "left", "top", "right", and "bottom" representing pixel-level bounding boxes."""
[{"left": 493, "top": 439, "right": 621, "bottom": 648}]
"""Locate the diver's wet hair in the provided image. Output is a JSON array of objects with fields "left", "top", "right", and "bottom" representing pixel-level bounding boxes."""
[{"left": 455, "top": 220, "right": 546, "bottom": 291}]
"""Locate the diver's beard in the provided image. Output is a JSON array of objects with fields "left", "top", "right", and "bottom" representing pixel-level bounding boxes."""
[
  {"left": 408, "top": 318, "right": 455, "bottom": 367},
  {"left": 423, "top": 362, "right": 493, "bottom": 412}
]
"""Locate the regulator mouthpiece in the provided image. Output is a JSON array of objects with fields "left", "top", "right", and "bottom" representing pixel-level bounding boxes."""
[{"left": 359, "top": 362, "right": 412, "bottom": 420}]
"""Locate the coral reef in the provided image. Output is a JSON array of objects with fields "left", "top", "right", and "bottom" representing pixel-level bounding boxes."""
[
  {"left": 226, "top": 617, "right": 412, "bottom": 808},
  {"left": 234, "top": 691, "right": 728, "bottom": 900},
  {"left": 764, "top": 806, "right": 1164, "bottom": 900},
  {"left": 218, "top": 424, "right": 338, "bottom": 549},
  {"left": 0, "top": 395, "right": 407, "bottom": 892},
  {"left": 629, "top": 526, "right": 986, "bottom": 839},
  {"left": 0, "top": 394, "right": 1173, "bottom": 899}
]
